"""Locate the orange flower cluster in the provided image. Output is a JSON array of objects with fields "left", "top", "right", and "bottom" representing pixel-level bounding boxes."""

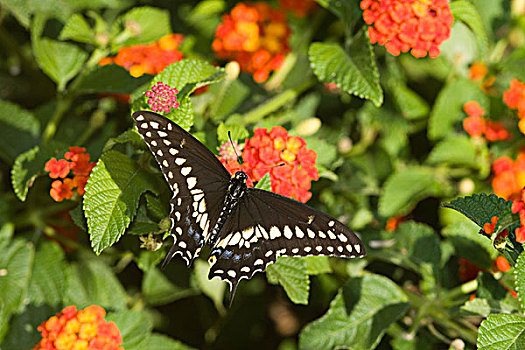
[
  {"left": 220, "top": 127, "right": 319, "bottom": 203},
  {"left": 511, "top": 188, "right": 525, "bottom": 243},
  {"left": 278, "top": 0, "right": 317, "bottom": 17},
  {"left": 212, "top": 2, "right": 290, "bottom": 82},
  {"left": 469, "top": 62, "right": 488, "bottom": 82},
  {"left": 462, "top": 101, "right": 509, "bottom": 141},
  {"left": 44, "top": 147, "right": 96, "bottom": 202},
  {"left": 495, "top": 256, "right": 511, "bottom": 272},
  {"left": 503, "top": 79, "right": 525, "bottom": 134},
  {"left": 33, "top": 305, "right": 123, "bottom": 350},
  {"left": 385, "top": 216, "right": 405, "bottom": 232},
  {"left": 360, "top": 0, "right": 454, "bottom": 58},
  {"left": 99, "top": 34, "right": 184, "bottom": 77},
  {"left": 491, "top": 153, "right": 525, "bottom": 200}
]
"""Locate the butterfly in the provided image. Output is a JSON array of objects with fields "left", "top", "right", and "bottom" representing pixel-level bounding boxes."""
[{"left": 132, "top": 110, "right": 366, "bottom": 305}]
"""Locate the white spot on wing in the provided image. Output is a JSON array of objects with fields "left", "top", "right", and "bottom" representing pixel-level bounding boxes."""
[
  {"left": 283, "top": 226, "right": 293, "bottom": 239},
  {"left": 307, "top": 229, "right": 315, "bottom": 239},
  {"left": 270, "top": 227, "right": 281, "bottom": 239},
  {"left": 229, "top": 232, "right": 242, "bottom": 246},
  {"left": 187, "top": 177, "right": 197, "bottom": 189},
  {"left": 175, "top": 158, "right": 186, "bottom": 165},
  {"left": 295, "top": 227, "right": 304, "bottom": 238},
  {"left": 150, "top": 121, "right": 159, "bottom": 129},
  {"left": 338, "top": 234, "right": 348, "bottom": 242},
  {"left": 228, "top": 270, "right": 236, "bottom": 278},
  {"left": 135, "top": 115, "right": 144, "bottom": 121},
  {"left": 181, "top": 167, "right": 191, "bottom": 176},
  {"left": 158, "top": 131, "right": 167, "bottom": 137},
  {"left": 254, "top": 259, "right": 263, "bottom": 266}
]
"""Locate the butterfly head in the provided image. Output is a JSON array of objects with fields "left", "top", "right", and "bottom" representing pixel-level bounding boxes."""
[{"left": 233, "top": 171, "right": 248, "bottom": 183}]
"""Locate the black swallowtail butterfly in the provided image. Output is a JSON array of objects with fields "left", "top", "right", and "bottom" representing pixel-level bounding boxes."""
[{"left": 132, "top": 111, "right": 366, "bottom": 304}]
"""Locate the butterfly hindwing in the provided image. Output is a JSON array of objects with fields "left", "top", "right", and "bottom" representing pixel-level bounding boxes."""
[
  {"left": 132, "top": 111, "right": 230, "bottom": 266},
  {"left": 208, "top": 188, "right": 366, "bottom": 296}
]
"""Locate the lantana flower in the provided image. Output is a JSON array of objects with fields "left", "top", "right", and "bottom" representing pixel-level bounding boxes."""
[
  {"left": 99, "top": 34, "right": 184, "bottom": 77},
  {"left": 462, "top": 101, "right": 509, "bottom": 142},
  {"left": 212, "top": 2, "right": 291, "bottom": 82},
  {"left": 503, "top": 79, "right": 525, "bottom": 134},
  {"left": 360, "top": 0, "right": 454, "bottom": 58},
  {"left": 219, "top": 126, "right": 319, "bottom": 203},
  {"left": 492, "top": 153, "right": 525, "bottom": 200},
  {"left": 145, "top": 82, "right": 180, "bottom": 114},
  {"left": 33, "top": 305, "right": 123, "bottom": 350},
  {"left": 44, "top": 147, "right": 96, "bottom": 201}
]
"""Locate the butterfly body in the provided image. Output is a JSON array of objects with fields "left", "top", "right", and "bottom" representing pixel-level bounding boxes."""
[{"left": 132, "top": 111, "right": 366, "bottom": 304}]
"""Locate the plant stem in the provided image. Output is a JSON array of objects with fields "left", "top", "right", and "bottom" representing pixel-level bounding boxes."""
[{"left": 42, "top": 94, "right": 74, "bottom": 143}]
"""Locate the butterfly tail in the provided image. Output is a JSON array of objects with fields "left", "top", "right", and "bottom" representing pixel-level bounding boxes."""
[{"left": 228, "top": 281, "right": 240, "bottom": 308}]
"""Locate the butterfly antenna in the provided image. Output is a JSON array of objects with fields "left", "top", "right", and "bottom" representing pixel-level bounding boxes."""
[{"left": 228, "top": 131, "right": 243, "bottom": 165}]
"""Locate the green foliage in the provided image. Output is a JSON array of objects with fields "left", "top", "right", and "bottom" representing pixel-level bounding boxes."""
[
  {"left": 267, "top": 257, "right": 309, "bottom": 304},
  {"left": 477, "top": 314, "right": 525, "bottom": 349}
]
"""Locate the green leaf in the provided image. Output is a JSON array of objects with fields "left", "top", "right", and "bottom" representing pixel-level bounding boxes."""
[
  {"left": 145, "top": 333, "right": 197, "bottom": 350},
  {"left": 27, "top": 242, "right": 67, "bottom": 306},
  {"left": 266, "top": 257, "right": 309, "bottom": 304},
  {"left": 143, "top": 268, "right": 194, "bottom": 306},
  {"left": 127, "top": 204, "right": 159, "bottom": 235},
  {"left": 390, "top": 84, "right": 429, "bottom": 120},
  {"left": 299, "top": 274, "right": 409, "bottom": 350},
  {"left": 168, "top": 97, "right": 194, "bottom": 132},
  {"left": 33, "top": 38, "right": 88, "bottom": 91},
  {"left": 70, "top": 203, "right": 87, "bottom": 231},
  {"left": 426, "top": 135, "right": 483, "bottom": 169},
  {"left": 395, "top": 222, "right": 441, "bottom": 268},
  {"left": 478, "top": 272, "right": 507, "bottom": 300},
  {"left": 501, "top": 47, "right": 525, "bottom": 82},
  {"left": 11, "top": 142, "right": 68, "bottom": 201},
  {"left": 443, "top": 193, "right": 513, "bottom": 229},
  {"left": 379, "top": 167, "right": 452, "bottom": 217},
  {"left": 84, "top": 150, "right": 157, "bottom": 254},
  {"left": 153, "top": 58, "right": 224, "bottom": 93},
  {"left": 108, "top": 310, "right": 153, "bottom": 350},
  {"left": 59, "top": 13, "right": 95, "bottom": 44},
  {"left": 1, "top": 304, "right": 54, "bottom": 349},
  {"left": 0, "top": 100, "right": 39, "bottom": 162},
  {"left": 304, "top": 256, "right": 332, "bottom": 275},
  {"left": 309, "top": 30, "right": 383, "bottom": 107},
  {"left": 515, "top": 253, "right": 525, "bottom": 310},
  {"left": 477, "top": 314, "right": 525, "bottom": 349},
  {"left": 65, "top": 258, "right": 127, "bottom": 310},
  {"left": 75, "top": 65, "right": 151, "bottom": 94},
  {"left": 0, "top": 100, "right": 39, "bottom": 137},
  {"left": 117, "top": 7, "right": 171, "bottom": 47},
  {"left": 428, "top": 78, "right": 488, "bottom": 140},
  {"left": 103, "top": 129, "right": 145, "bottom": 153},
  {"left": 315, "top": 0, "right": 361, "bottom": 34},
  {"left": 461, "top": 298, "right": 492, "bottom": 317},
  {"left": 209, "top": 80, "right": 250, "bottom": 121},
  {"left": 451, "top": 0, "right": 488, "bottom": 57},
  {"left": 136, "top": 250, "right": 165, "bottom": 272},
  {"left": 217, "top": 123, "right": 249, "bottom": 144},
  {"left": 182, "top": 0, "right": 224, "bottom": 37},
  {"left": 146, "top": 193, "right": 168, "bottom": 221},
  {"left": 304, "top": 137, "right": 337, "bottom": 167},
  {"left": 193, "top": 259, "right": 225, "bottom": 309},
  {"left": 255, "top": 173, "right": 272, "bottom": 191}
]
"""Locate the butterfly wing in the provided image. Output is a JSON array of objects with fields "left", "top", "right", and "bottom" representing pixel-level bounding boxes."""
[
  {"left": 207, "top": 188, "right": 366, "bottom": 300},
  {"left": 132, "top": 111, "right": 230, "bottom": 267}
]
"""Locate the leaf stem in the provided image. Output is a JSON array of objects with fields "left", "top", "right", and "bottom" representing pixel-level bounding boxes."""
[{"left": 42, "top": 94, "right": 74, "bottom": 143}]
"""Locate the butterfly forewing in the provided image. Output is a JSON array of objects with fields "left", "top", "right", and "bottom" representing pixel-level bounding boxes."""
[
  {"left": 132, "top": 111, "right": 230, "bottom": 266},
  {"left": 208, "top": 188, "right": 366, "bottom": 293}
]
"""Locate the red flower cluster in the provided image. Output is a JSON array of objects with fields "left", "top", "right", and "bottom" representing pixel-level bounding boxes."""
[
  {"left": 220, "top": 126, "right": 319, "bottom": 203},
  {"left": 278, "top": 0, "right": 317, "bottom": 17},
  {"left": 44, "top": 147, "right": 96, "bottom": 202},
  {"left": 462, "top": 101, "right": 509, "bottom": 141},
  {"left": 212, "top": 2, "right": 290, "bottom": 82},
  {"left": 491, "top": 153, "right": 525, "bottom": 200},
  {"left": 33, "top": 305, "right": 123, "bottom": 350},
  {"left": 360, "top": 0, "right": 454, "bottom": 58},
  {"left": 503, "top": 79, "right": 525, "bottom": 134},
  {"left": 146, "top": 82, "right": 180, "bottom": 113},
  {"left": 99, "top": 34, "right": 184, "bottom": 77},
  {"left": 511, "top": 189, "right": 525, "bottom": 243}
]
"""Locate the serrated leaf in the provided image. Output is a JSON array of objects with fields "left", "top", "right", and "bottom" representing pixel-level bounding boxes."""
[
  {"left": 379, "top": 167, "right": 452, "bottom": 217},
  {"left": 477, "top": 314, "right": 525, "bottom": 349},
  {"left": 65, "top": 258, "right": 127, "bottom": 310},
  {"left": 27, "top": 242, "right": 67, "bottom": 306},
  {"left": 299, "top": 274, "right": 409, "bottom": 350},
  {"left": 108, "top": 310, "right": 153, "bottom": 350},
  {"left": 304, "top": 256, "right": 332, "bottom": 275},
  {"left": 461, "top": 298, "right": 492, "bottom": 317},
  {"left": 153, "top": 58, "right": 224, "bottom": 94},
  {"left": 11, "top": 142, "right": 68, "bottom": 201},
  {"left": 267, "top": 257, "right": 309, "bottom": 304},
  {"left": 217, "top": 122, "right": 249, "bottom": 144},
  {"left": 167, "top": 97, "right": 194, "bottom": 131},
  {"left": 426, "top": 135, "right": 483, "bottom": 169},
  {"left": 33, "top": 38, "right": 88, "bottom": 91},
  {"left": 0, "top": 100, "right": 39, "bottom": 137},
  {"left": 59, "top": 13, "right": 95, "bottom": 43},
  {"left": 428, "top": 78, "right": 488, "bottom": 140},
  {"left": 145, "top": 334, "right": 197, "bottom": 350},
  {"left": 75, "top": 65, "right": 151, "bottom": 94},
  {"left": 84, "top": 150, "right": 156, "bottom": 254},
  {"left": 255, "top": 173, "right": 271, "bottom": 191},
  {"left": 143, "top": 268, "right": 193, "bottom": 306},
  {"left": 193, "top": 259, "right": 225, "bottom": 309},
  {"left": 309, "top": 30, "right": 383, "bottom": 106},
  {"left": 443, "top": 193, "right": 513, "bottom": 229},
  {"left": 451, "top": 0, "right": 488, "bottom": 57},
  {"left": 515, "top": 253, "right": 525, "bottom": 310},
  {"left": 117, "top": 7, "right": 171, "bottom": 47}
]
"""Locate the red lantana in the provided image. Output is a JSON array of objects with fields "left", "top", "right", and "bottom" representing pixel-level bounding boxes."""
[
  {"left": 219, "top": 127, "right": 319, "bottom": 203},
  {"left": 360, "top": 0, "right": 454, "bottom": 58},
  {"left": 33, "top": 305, "right": 123, "bottom": 350},
  {"left": 278, "top": 0, "right": 317, "bottom": 17},
  {"left": 495, "top": 256, "right": 511, "bottom": 272},
  {"left": 483, "top": 216, "right": 498, "bottom": 235},
  {"left": 492, "top": 153, "right": 525, "bottom": 200},
  {"left": 468, "top": 61, "right": 488, "bottom": 82},
  {"left": 44, "top": 147, "right": 96, "bottom": 202},
  {"left": 385, "top": 216, "right": 405, "bottom": 232},
  {"left": 99, "top": 34, "right": 184, "bottom": 77},
  {"left": 462, "top": 101, "right": 509, "bottom": 142},
  {"left": 145, "top": 82, "right": 180, "bottom": 113},
  {"left": 212, "top": 2, "right": 291, "bottom": 82},
  {"left": 503, "top": 79, "right": 525, "bottom": 118},
  {"left": 511, "top": 188, "right": 525, "bottom": 243}
]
